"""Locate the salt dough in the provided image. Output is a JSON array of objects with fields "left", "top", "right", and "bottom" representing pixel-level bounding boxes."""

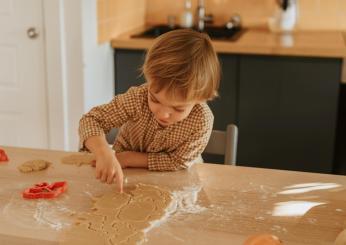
[
  {"left": 18, "top": 159, "right": 51, "bottom": 173},
  {"left": 335, "top": 229, "right": 346, "bottom": 245},
  {"left": 61, "top": 153, "right": 95, "bottom": 166},
  {"left": 62, "top": 184, "right": 173, "bottom": 245}
]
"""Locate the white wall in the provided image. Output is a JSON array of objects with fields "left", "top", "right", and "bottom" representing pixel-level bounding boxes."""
[
  {"left": 44, "top": 0, "right": 69, "bottom": 150},
  {"left": 62, "top": 0, "right": 85, "bottom": 151},
  {"left": 45, "top": 0, "right": 114, "bottom": 151},
  {"left": 82, "top": 0, "right": 115, "bottom": 112}
]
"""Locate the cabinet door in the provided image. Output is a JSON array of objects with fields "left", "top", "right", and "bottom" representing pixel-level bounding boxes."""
[
  {"left": 335, "top": 84, "right": 346, "bottom": 174},
  {"left": 208, "top": 54, "right": 238, "bottom": 130},
  {"left": 238, "top": 55, "right": 341, "bottom": 173},
  {"left": 114, "top": 49, "right": 146, "bottom": 94},
  {"left": 202, "top": 54, "right": 238, "bottom": 164}
]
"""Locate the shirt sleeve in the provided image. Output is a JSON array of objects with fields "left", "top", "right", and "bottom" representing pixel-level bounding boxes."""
[
  {"left": 79, "top": 86, "right": 142, "bottom": 150},
  {"left": 147, "top": 113, "right": 213, "bottom": 171}
]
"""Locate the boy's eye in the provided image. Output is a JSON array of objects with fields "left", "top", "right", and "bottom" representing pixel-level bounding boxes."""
[
  {"left": 174, "top": 108, "right": 185, "bottom": 113},
  {"left": 150, "top": 95, "right": 159, "bottom": 103}
]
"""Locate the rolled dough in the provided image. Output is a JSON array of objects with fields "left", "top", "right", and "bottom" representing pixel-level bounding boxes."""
[
  {"left": 61, "top": 153, "right": 95, "bottom": 166},
  {"left": 62, "top": 184, "right": 173, "bottom": 245},
  {"left": 18, "top": 159, "right": 51, "bottom": 173}
]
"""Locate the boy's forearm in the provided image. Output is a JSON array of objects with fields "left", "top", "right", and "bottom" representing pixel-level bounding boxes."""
[
  {"left": 85, "top": 135, "right": 112, "bottom": 156},
  {"left": 117, "top": 151, "right": 148, "bottom": 168}
]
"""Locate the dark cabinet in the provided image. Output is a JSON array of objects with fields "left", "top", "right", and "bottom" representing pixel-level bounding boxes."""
[
  {"left": 114, "top": 48, "right": 342, "bottom": 173},
  {"left": 114, "top": 49, "right": 146, "bottom": 94},
  {"left": 237, "top": 55, "right": 341, "bottom": 173},
  {"left": 209, "top": 54, "right": 238, "bottom": 130}
]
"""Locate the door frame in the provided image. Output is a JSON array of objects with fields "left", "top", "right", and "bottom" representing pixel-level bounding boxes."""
[{"left": 43, "top": 0, "right": 84, "bottom": 151}]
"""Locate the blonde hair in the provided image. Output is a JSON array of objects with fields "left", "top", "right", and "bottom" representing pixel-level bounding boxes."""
[{"left": 142, "top": 29, "right": 220, "bottom": 102}]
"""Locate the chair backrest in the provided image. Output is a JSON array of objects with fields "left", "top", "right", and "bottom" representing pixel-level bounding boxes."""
[{"left": 204, "top": 124, "right": 238, "bottom": 165}]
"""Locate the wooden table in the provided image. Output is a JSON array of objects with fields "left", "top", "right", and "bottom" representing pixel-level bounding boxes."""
[{"left": 1, "top": 146, "right": 345, "bottom": 245}]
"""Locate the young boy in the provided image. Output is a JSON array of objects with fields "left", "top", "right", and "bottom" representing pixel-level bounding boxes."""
[{"left": 79, "top": 29, "right": 220, "bottom": 192}]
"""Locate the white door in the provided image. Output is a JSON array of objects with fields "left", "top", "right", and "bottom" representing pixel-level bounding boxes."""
[{"left": 0, "top": 0, "right": 48, "bottom": 148}]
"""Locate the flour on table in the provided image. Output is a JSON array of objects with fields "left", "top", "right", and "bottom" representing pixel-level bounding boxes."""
[
  {"left": 62, "top": 184, "right": 206, "bottom": 245},
  {"left": 2, "top": 192, "right": 74, "bottom": 231},
  {"left": 18, "top": 159, "right": 51, "bottom": 173},
  {"left": 61, "top": 153, "right": 95, "bottom": 166},
  {"left": 171, "top": 186, "right": 206, "bottom": 214}
]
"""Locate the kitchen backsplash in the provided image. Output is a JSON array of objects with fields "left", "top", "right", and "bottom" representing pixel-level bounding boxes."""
[
  {"left": 97, "top": 0, "right": 146, "bottom": 43},
  {"left": 98, "top": 0, "right": 346, "bottom": 43},
  {"left": 146, "top": 0, "right": 346, "bottom": 30}
]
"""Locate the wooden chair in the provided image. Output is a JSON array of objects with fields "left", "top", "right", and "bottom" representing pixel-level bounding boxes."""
[{"left": 204, "top": 124, "right": 238, "bottom": 165}]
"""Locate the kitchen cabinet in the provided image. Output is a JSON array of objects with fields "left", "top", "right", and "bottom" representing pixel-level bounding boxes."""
[
  {"left": 237, "top": 55, "right": 341, "bottom": 173},
  {"left": 335, "top": 84, "right": 346, "bottom": 174},
  {"left": 114, "top": 48, "right": 342, "bottom": 173},
  {"left": 114, "top": 49, "right": 146, "bottom": 94},
  {"left": 208, "top": 54, "right": 238, "bottom": 130}
]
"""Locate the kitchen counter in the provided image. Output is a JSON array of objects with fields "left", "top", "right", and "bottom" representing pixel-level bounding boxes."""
[
  {"left": 111, "top": 26, "right": 346, "bottom": 58},
  {"left": 1, "top": 146, "right": 346, "bottom": 244}
]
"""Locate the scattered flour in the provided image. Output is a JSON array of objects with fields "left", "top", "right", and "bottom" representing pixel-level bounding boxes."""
[
  {"left": 2, "top": 195, "right": 73, "bottom": 231},
  {"left": 139, "top": 185, "right": 206, "bottom": 244},
  {"left": 170, "top": 186, "right": 207, "bottom": 214},
  {"left": 271, "top": 225, "right": 288, "bottom": 233},
  {"left": 33, "top": 201, "right": 74, "bottom": 230},
  {"left": 143, "top": 185, "right": 206, "bottom": 235},
  {"left": 34, "top": 202, "right": 64, "bottom": 230}
]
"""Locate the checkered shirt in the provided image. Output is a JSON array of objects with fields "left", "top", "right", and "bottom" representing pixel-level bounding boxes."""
[{"left": 79, "top": 83, "right": 214, "bottom": 171}]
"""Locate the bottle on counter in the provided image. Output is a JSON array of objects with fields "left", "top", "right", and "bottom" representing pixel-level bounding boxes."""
[
  {"left": 180, "top": 0, "right": 193, "bottom": 28},
  {"left": 268, "top": 0, "right": 299, "bottom": 32}
]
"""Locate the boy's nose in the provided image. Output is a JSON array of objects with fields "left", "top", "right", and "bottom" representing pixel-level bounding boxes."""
[{"left": 158, "top": 110, "right": 170, "bottom": 119}]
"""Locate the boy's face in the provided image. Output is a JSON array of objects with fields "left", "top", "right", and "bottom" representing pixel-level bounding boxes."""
[{"left": 148, "top": 86, "right": 197, "bottom": 127}]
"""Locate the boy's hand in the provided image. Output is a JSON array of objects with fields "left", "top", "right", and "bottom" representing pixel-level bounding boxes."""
[{"left": 95, "top": 150, "right": 123, "bottom": 192}]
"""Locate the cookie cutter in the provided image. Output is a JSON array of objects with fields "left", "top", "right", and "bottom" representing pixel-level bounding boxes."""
[
  {"left": 0, "top": 149, "right": 9, "bottom": 162},
  {"left": 22, "top": 181, "right": 67, "bottom": 199}
]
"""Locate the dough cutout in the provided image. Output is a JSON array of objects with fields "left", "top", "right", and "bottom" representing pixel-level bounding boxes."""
[
  {"left": 62, "top": 184, "right": 173, "bottom": 245},
  {"left": 18, "top": 159, "right": 51, "bottom": 173},
  {"left": 61, "top": 153, "right": 95, "bottom": 166}
]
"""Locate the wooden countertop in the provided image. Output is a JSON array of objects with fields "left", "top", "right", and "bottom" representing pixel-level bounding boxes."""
[
  {"left": 111, "top": 26, "right": 346, "bottom": 58},
  {"left": 1, "top": 146, "right": 346, "bottom": 244}
]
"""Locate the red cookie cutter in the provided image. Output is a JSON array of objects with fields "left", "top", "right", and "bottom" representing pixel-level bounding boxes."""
[
  {"left": 0, "top": 149, "right": 9, "bottom": 162},
  {"left": 22, "top": 181, "right": 67, "bottom": 199}
]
